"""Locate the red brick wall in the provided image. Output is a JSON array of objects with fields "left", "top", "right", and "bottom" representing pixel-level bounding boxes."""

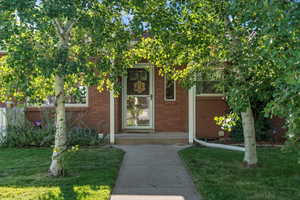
[
  {"left": 0, "top": 53, "right": 289, "bottom": 138},
  {"left": 154, "top": 69, "right": 188, "bottom": 132},
  {"left": 21, "top": 66, "right": 286, "bottom": 139},
  {"left": 26, "top": 86, "right": 110, "bottom": 133},
  {"left": 195, "top": 96, "right": 287, "bottom": 140},
  {"left": 196, "top": 96, "right": 229, "bottom": 139}
]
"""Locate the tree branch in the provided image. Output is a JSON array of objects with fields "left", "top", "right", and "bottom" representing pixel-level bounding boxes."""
[
  {"left": 64, "top": 20, "right": 76, "bottom": 36},
  {"left": 53, "top": 19, "right": 65, "bottom": 41},
  {"left": 54, "top": 19, "right": 64, "bottom": 34}
]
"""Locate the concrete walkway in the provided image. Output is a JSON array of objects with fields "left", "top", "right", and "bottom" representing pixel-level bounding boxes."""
[{"left": 111, "top": 145, "right": 201, "bottom": 200}]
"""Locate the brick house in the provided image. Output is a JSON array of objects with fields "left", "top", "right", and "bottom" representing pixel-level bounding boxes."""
[{"left": 0, "top": 52, "right": 284, "bottom": 144}]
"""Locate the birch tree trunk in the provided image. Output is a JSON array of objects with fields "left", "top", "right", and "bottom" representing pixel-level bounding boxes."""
[
  {"left": 241, "top": 105, "right": 258, "bottom": 167},
  {"left": 49, "top": 75, "right": 67, "bottom": 176},
  {"left": 48, "top": 19, "right": 74, "bottom": 177}
]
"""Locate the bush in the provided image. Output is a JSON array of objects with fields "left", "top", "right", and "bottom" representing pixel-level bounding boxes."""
[
  {"left": 68, "top": 127, "right": 106, "bottom": 146},
  {"left": 215, "top": 110, "right": 273, "bottom": 143},
  {"left": 1, "top": 109, "right": 107, "bottom": 148},
  {"left": 1, "top": 122, "right": 55, "bottom": 147},
  {"left": 229, "top": 113, "right": 272, "bottom": 142},
  {"left": 1, "top": 123, "right": 106, "bottom": 148}
]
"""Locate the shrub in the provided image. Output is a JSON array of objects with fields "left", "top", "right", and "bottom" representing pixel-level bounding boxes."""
[
  {"left": 1, "top": 125, "right": 106, "bottom": 148},
  {"left": 215, "top": 111, "right": 273, "bottom": 143},
  {"left": 67, "top": 127, "right": 106, "bottom": 146},
  {"left": 1, "top": 121, "right": 55, "bottom": 147},
  {"left": 1, "top": 109, "right": 107, "bottom": 148}
]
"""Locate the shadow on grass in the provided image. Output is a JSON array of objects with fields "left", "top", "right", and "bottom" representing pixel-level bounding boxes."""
[{"left": 0, "top": 147, "right": 124, "bottom": 200}]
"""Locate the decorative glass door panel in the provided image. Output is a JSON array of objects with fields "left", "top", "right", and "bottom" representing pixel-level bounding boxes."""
[{"left": 123, "top": 67, "right": 153, "bottom": 129}]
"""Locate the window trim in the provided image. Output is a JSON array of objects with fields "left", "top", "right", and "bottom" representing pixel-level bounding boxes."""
[
  {"left": 164, "top": 76, "right": 176, "bottom": 101},
  {"left": 196, "top": 80, "right": 224, "bottom": 97},
  {"left": 196, "top": 68, "right": 224, "bottom": 97},
  {"left": 27, "top": 86, "right": 89, "bottom": 108},
  {"left": 196, "top": 93, "right": 224, "bottom": 97}
]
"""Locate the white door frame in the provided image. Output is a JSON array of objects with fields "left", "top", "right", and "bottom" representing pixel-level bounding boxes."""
[
  {"left": 122, "top": 64, "right": 155, "bottom": 130},
  {"left": 188, "top": 86, "right": 196, "bottom": 144}
]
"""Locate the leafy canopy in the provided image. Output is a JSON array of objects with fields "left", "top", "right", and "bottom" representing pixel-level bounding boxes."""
[
  {"left": 0, "top": 0, "right": 134, "bottom": 103},
  {"left": 128, "top": 0, "right": 227, "bottom": 88},
  {"left": 130, "top": 0, "right": 300, "bottom": 150}
]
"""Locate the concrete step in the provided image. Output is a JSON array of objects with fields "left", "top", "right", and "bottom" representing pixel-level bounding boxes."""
[
  {"left": 115, "top": 133, "right": 188, "bottom": 145},
  {"left": 115, "top": 137, "right": 188, "bottom": 145}
]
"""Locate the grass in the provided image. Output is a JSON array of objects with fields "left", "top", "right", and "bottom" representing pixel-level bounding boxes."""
[
  {"left": 0, "top": 147, "right": 124, "bottom": 200},
  {"left": 179, "top": 147, "right": 300, "bottom": 200}
]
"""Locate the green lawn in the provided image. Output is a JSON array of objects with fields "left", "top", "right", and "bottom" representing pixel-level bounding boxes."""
[
  {"left": 179, "top": 147, "right": 300, "bottom": 200},
  {"left": 0, "top": 147, "right": 124, "bottom": 200}
]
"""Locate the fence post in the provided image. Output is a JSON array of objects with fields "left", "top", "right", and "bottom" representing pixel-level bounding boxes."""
[
  {"left": 0, "top": 108, "right": 7, "bottom": 143},
  {"left": 0, "top": 106, "right": 25, "bottom": 144}
]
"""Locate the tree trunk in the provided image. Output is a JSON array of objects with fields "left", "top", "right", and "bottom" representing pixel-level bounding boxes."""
[
  {"left": 241, "top": 105, "right": 258, "bottom": 167},
  {"left": 49, "top": 75, "right": 67, "bottom": 176}
]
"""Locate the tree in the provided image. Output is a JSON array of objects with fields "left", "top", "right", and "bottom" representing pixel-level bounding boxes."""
[
  {"left": 130, "top": 0, "right": 300, "bottom": 167},
  {"left": 262, "top": 0, "right": 300, "bottom": 156},
  {"left": 129, "top": 0, "right": 260, "bottom": 167},
  {"left": 223, "top": 0, "right": 300, "bottom": 165},
  {"left": 0, "top": 0, "right": 134, "bottom": 176}
]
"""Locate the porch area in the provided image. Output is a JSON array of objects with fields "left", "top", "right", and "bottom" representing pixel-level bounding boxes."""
[{"left": 114, "top": 132, "right": 189, "bottom": 145}]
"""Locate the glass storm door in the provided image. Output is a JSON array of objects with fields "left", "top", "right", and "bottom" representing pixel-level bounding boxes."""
[{"left": 123, "top": 67, "right": 154, "bottom": 129}]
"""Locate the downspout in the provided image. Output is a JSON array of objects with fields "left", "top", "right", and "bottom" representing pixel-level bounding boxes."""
[{"left": 194, "top": 138, "right": 245, "bottom": 152}]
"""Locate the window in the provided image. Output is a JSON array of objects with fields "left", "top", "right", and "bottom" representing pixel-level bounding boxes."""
[
  {"left": 196, "top": 70, "right": 223, "bottom": 96},
  {"left": 29, "top": 86, "right": 88, "bottom": 107},
  {"left": 164, "top": 76, "right": 176, "bottom": 101},
  {"left": 127, "top": 68, "right": 150, "bottom": 95},
  {"left": 65, "top": 86, "right": 88, "bottom": 105}
]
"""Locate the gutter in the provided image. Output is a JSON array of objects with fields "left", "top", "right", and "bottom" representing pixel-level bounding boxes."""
[{"left": 194, "top": 138, "right": 245, "bottom": 152}]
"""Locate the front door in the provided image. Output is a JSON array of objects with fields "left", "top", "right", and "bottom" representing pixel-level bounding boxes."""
[{"left": 123, "top": 65, "right": 154, "bottom": 129}]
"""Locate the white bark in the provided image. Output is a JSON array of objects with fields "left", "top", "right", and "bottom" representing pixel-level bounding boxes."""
[
  {"left": 49, "top": 75, "right": 67, "bottom": 176},
  {"left": 241, "top": 105, "right": 258, "bottom": 167},
  {"left": 49, "top": 18, "right": 73, "bottom": 176}
]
